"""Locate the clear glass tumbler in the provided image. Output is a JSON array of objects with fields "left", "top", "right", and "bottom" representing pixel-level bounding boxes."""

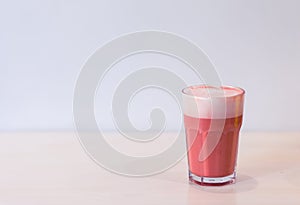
[{"left": 182, "top": 85, "right": 245, "bottom": 186}]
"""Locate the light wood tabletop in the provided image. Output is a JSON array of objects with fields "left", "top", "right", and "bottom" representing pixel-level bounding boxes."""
[{"left": 0, "top": 132, "right": 299, "bottom": 205}]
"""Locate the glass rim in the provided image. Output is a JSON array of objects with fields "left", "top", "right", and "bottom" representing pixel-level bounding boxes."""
[{"left": 181, "top": 84, "right": 245, "bottom": 99}]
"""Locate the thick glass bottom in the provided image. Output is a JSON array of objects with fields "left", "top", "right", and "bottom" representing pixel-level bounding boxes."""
[{"left": 189, "top": 171, "right": 236, "bottom": 186}]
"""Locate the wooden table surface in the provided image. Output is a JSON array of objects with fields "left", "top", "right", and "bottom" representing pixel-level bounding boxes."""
[{"left": 0, "top": 132, "right": 299, "bottom": 205}]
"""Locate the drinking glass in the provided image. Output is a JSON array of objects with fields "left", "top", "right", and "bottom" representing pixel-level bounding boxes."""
[{"left": 182, "top": 85, "right": 245, "bottom": 185}]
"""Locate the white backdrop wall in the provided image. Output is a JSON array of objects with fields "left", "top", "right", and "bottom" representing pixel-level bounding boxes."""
[{"left": 1, "top": 0, "right": 300, "bottom": 131}]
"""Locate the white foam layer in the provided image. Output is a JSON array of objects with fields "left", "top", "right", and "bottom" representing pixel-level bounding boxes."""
[{"left": 182, "top": 86, "right": 244, "bottom": 119}]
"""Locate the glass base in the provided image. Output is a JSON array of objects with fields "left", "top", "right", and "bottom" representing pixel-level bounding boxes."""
[{"left": 189, "top": 171, "right": 236, "bottom": 186}]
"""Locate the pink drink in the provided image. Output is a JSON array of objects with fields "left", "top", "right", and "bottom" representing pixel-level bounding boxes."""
[{"left": 182, "top": 85, "right": 245, "bottom": 185}]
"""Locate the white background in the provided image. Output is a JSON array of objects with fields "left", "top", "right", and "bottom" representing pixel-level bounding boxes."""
[{"left": 1, "top": 0, "right": 300, "bottom": 132}]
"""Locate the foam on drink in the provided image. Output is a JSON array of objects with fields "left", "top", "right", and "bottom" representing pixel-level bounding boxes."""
[{"left": 182, "top": 85, "right": 244, "bottom": 119}]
